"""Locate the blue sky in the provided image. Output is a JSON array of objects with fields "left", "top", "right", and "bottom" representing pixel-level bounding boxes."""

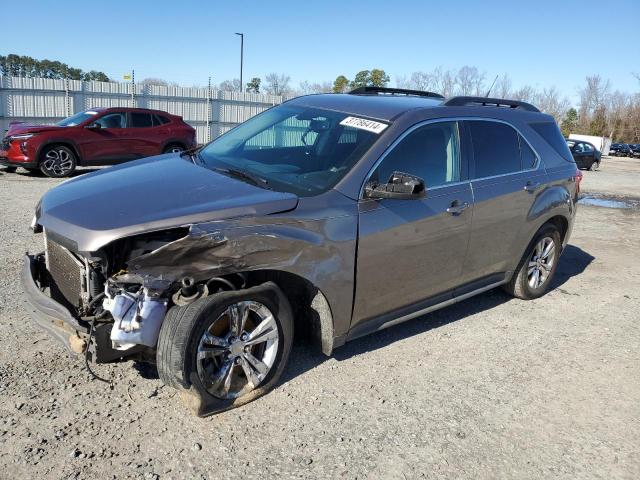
[{"left": 3, "top": 0, "right": 639, "bottom": 103}]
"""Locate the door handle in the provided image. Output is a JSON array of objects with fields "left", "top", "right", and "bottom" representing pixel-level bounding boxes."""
[
  {"left": 446, "top": 201, "right": 470, "bottom": 215},
  {"left": 524, "top": 181, "right": 540, "bottom": 192}
]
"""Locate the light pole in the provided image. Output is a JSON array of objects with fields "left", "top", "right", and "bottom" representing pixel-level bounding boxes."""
[{"left": 235, "top": 32, "right": 244, "bottom": 93}]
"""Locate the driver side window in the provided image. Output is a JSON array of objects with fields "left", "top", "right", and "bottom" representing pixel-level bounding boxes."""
[
  {"left": 374, "top": 121, "right": 461, "bottom": 188},
  {"left": 94, "top": 112, "right": 125, "bottom": 129}
]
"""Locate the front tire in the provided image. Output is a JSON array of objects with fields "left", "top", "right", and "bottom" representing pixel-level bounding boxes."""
[
  {"left": 40, "top": 145, "right": 77, "bottom": 177},
  {"left": 2, "top": 166, "right": 16, "bottom": 173},
  {"left": 157, "top": 282, "right": 293, "bottom": 416},
  {"left": 163, "top": 144, "right": 185, "bottom": 154},
  {"left": 503, "top": 224, "right": 561, "bottom": 300}
]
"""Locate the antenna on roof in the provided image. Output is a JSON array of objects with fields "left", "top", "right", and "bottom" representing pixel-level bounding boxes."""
[{"left": 485, "top": 75, "right": 499, "bottom": 97}]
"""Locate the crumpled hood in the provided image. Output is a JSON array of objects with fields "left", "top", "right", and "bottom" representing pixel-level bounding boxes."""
[
  {"left": 36, "top": 154, "right": 299, "bottom": 252},
  {"left": 6, "top": 122, "right": 64, "bottom": 136}
]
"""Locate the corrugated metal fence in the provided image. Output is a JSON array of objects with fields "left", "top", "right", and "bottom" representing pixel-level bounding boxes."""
[{"left": 0, "top": 76, "right": 288, "bottom": 143}]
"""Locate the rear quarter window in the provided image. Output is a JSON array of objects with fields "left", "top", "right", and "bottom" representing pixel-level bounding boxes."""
[{"left": 530, "top": 122, "right": 574, "bottom": 163}]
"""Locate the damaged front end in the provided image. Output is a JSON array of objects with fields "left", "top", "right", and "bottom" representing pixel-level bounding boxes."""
[{"left": 24, "top": 226, "right": 250, "bottom": 364}]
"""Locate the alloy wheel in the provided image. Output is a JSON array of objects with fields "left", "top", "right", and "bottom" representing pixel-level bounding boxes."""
[
  {"left": 527, "top": 236, "right": 556, "bottom": 289},
  {"left": 196, "top": 301, "right": 279, "bottom": 399},
  {"left": 42, "top": 148, "right": 74, "bottom": 176}
]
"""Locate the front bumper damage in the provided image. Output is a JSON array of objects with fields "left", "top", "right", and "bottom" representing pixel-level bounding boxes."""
[
  {"left": 22, "top": 253, "right": 139, "bottom": 362},
  {"left": 21, "top": 254, "right": 88, "bottom": 354}
]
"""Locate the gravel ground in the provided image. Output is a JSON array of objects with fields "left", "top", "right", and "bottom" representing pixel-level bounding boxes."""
[{"left": 0, "top": 159, "right": 638, "bottom": 479}]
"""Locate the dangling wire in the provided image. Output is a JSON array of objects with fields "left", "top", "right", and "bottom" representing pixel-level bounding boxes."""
[{"left": 84, "top": 318, "right": 114, "bottom": 389}]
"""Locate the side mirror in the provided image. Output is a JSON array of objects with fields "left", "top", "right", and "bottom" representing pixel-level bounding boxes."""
[
  {"left": 85, "top": 123, "right": 101, "bottom": 130},
  {"left": 364, "top": 171, "right": 426, "bottom": 200}
]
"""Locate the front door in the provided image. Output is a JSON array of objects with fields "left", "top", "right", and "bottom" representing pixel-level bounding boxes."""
[
  {"left": 352, "top": 121, "right": 473, "bottom": 330},
  {"left": 80, "top": 112, "right": 131, "bottom": 164}
]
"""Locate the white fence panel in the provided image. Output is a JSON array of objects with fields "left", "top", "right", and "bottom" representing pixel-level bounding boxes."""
[{"left": 0, "top": 75, "right": 288, "bottom": 144}]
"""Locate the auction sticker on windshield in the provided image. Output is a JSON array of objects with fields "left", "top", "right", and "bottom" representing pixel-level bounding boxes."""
[{"left": 339, "top": 116, "right": 388, "bottom": 134}]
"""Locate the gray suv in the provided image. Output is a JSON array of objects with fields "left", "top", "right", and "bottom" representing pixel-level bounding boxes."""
[{"left": 22, "top": 87, "right": 580, "bottom": 416}]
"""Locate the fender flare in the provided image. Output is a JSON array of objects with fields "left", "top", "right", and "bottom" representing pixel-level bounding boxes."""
[{"left": 35, "top": 138, "right": 83, "bottom": 165}]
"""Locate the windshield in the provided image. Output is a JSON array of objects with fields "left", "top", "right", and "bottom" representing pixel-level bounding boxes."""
[
  {"left": 198, "top": 104, "right": 383, "bottom": 196},
  {"left": 56, "top": 110, "right": 99, "bottom": 127}
]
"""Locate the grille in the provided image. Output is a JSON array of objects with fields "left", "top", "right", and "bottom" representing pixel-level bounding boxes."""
[{"left": 46, "top": 236, "right": 85, "bottom": 309}]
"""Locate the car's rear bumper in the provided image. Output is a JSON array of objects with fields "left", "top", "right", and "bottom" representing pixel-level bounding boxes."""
[{"left": 21, "top": 253, "right": 87, "bottom": 355}]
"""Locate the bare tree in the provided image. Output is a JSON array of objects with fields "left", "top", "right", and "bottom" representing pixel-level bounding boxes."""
[
  {"left": 264, "top": 73, "right": 291, "bottom": 96},
  {"left": 511, "top": 85, "right": 536, "bottom": 103},
  {"left": 578, "top": 74, "right": 611, "bottom": 131},
  {"left": 431, "top": 67, "right": 456, "bottom": 98},
  {"left": 493, "top": 75, "right": 513, "bottom": 98},
  {"left": 140, "top": 77, "right": 179, "bottom": 87},
  {"left": 218, "top": 79, "right": 241, "bottom": 92},
  {"left": 455, "top": 66, "right": 486, "bottom": 96},
  {"left": 298, "top": 80, "right": 332, "bottom": 95},
  {"left": 535, "top": 87, "right": 570, "bottom": 123}
]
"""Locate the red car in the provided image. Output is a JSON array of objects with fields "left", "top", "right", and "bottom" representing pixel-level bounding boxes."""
[{"left": 1, "top": 107, "right": 197, "bottom": 177}]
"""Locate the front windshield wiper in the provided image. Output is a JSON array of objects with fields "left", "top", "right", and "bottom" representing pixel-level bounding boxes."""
[
  {"left": 212, "top": 167, "right": 271, "bottom": 189},
  {"left": 180, "top": 149, "right": 204, "bottom": 165}
]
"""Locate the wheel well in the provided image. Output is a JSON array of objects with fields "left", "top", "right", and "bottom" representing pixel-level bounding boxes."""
[
  {"left": 163, "top": 142, "right": 186, "bottom": 152},
  {"left": 546, "top": 215, "right": 568, "bottom": 243},
  {"left": 38, "top": 142, "right": 80, "bottom": 164},
  {"left": 241, "top": 270, "right": 334, "bottom": 355}
]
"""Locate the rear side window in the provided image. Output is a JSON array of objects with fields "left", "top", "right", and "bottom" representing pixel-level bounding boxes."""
[
  {"left": 130, "top": 113, "right": 153, "bottom": 128},
  {"left": 153, "top": 114, "right": 170, "bottom": 126},
  {"left": 468, "top": 121, "right": 521, "bottom": 178},
  {"left": 530, "top": 122, "right": 574, "bottom": 162},
  {"left": 519, "top": 135, "right": 537, "bottom": 168}
]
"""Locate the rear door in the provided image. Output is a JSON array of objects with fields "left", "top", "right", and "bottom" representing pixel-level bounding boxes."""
[
  {"left": 459, "top": 119, "right": 547, "bottom": 286},
  {"left": 126, "top": 112, "right": 161, "bottom": 158},
  {"left": 572, "top": 142, "right": 591, "bottom": 168},
  {"left": 352, "top": 120, "right": 473, "bottom": 330}
]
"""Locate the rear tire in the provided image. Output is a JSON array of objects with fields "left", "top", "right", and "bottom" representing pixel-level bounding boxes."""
[
  {"left": 39, "top": 145, "right": 77, "bottom": 177},
  {"left": 157, "top": 282, "right": 293, "bottom": 416},
  {"left": 503, "top": 224, "right": 561, "bottom": 300},
  {"left": 589, "top": 161, "right": 599, "bottom": 171},
  {"left": 2, "top": 166, "right": 16, "bottom": 173},
  {"left": 163, "top": 144, "right": 185, "bottom": 154}
]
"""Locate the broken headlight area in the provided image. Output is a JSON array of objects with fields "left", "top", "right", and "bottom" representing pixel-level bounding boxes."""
[{"left": 40, "top": 227, "right": 247, "bottom": 361}]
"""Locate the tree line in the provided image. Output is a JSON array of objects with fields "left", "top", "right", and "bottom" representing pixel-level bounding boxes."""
[
  {"left": 2, "top": 54, "right": 638, "bottom": 142},
  {"left": 215, "top": 67, "right": 639, "bottom": 143},
  {"left": 0, "top": 54, "right": 110, "bottom": 82}
]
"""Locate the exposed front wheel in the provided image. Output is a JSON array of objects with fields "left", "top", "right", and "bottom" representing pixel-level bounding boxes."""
[
  {"left": 156, "top": 282, "right": 293, "bottom": 416},
  {"left": 503, "top": 224, "right": 561, "bottom": 300},
  {"left": 40, "top": 145, "right": 77, "bottom": 177}
]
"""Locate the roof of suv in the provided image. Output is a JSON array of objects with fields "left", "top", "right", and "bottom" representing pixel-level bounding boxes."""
[
  {"left": 288, "top": 89, "right": 546, "bottom": 123},
  {"left": 90, "top": 107, "right": 175, "bottom": 115}
]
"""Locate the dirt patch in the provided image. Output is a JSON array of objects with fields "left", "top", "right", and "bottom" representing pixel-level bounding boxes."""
[{"left": 0, "top": 163, "right": 638, "bottom": 479}]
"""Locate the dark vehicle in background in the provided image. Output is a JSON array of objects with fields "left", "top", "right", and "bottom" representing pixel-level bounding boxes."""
[
  {"left": 22, "top": 88, "right": 580, "bottom": 416},
  {"left": 630, "top": 144, "right": 640, "bottom": 158},
  {"left": 1, "top": 107, "right": 196, "bottom": 177},
  {"left": 609, "top": 143, "right": 633, "bottom": 157},
  {"left": 567, "top": 139, "right": 601, "bottom": 170}
]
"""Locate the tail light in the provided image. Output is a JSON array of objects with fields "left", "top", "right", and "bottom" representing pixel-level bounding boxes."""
[{"left": 574, "top": 169, "right": 583, "bottom": 194}]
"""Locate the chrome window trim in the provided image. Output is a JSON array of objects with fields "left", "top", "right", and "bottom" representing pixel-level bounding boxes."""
[{"left": 359, "top": 117, "right": 542, "bottom": 199}]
